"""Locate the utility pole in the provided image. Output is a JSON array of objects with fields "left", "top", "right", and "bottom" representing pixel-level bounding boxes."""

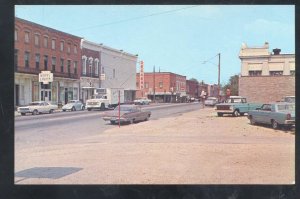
[
  {"left": 153, "top": 65, "right": 156, "bottom": 103},
  {"left": 218, "top": 53, "right": 221, "bottom": 100}
]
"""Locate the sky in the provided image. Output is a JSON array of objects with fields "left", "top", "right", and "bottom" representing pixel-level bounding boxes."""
[{"left": 15, "top": 5, "right": 295, "bottom": 85}]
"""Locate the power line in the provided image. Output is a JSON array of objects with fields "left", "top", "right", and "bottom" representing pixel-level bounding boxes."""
[{"left": 70, "top": 5, "right": 204, "bottom": 32}]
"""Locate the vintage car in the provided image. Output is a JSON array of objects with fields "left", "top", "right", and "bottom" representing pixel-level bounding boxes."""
[
  {"left": 17, "top": 101, "right": 58, "bottom": 116},
  {"left": 103, "top": 105, "right": 151, "bottom": 124},
  {"left": 215, "top": 96, "right": 262, "bottom": 117},
  {"left": 133, "top": 97, "right": 152, "bottom": 105},
  {"left": 204, "top": 97, "right": 218, "bottom": 106},
  {"left": 248, "top": 103, "right": 295, "bottom": 129},
  {"left": 62, "top": 100, "right": 85, "bottom": 111}
]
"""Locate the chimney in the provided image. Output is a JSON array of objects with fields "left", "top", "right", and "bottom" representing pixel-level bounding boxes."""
[{"left": 273, "top": 48, "right": 281, "bottom": 55}]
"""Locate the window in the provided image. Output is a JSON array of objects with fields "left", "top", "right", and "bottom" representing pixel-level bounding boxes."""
[
  {"left": 15, "top": 29, "right": 18, "bottom": 41},
  {"left": 159, "top": 82, "right": 163, "bottom": 88},
  {"left": 89, "top": 58, "right": 93, "bottom": 76},
  {"left": 249, "top": 70, "right": 262, "bottom": 76},
  {"left": 113, "top": 69, "right": 116, "bottom": 78},
  {"left": 51, "top": 39, "right": 56, "bottom": 49},
  {"left": 44, "top": 36, "right": 48, "bottom": 48},
  {"left": 290, "top": 70, "right": 295, "bottom": 76},
  {"left": 82, "top": 58, "right": 86, "bottom": 75},
  {"left": 44, "top": 55, "right": 48, "bottom": 70},
  {"left": 34, "top": 34, "right": 39, "bottom": 46},
  {"left": 145, "top": 82, "right": 149, "bottom": 88},
  {"left": 269, "top": 71, "right": 283, "bottom": 76},
  {"left": 67, "top": 43, "right": 71, "bottom": 53},
  {"left": 25, "top": 31, "right": 30, "bottom": 43},
  {"left": 95, "top": 60, "right": 99, "bottom": 75},
  {"left": 74, "top": 45, "right": 77, "bottom": 54},
  {"left": 74, "top": 61, "right": 78, "bottom": 74},
  {"left": 101, "top": 66, "right": 104, "bottom": 74},
  {"left": 60, "top": 58, "right": 64, "bottom": 72},
  {"left": 52, "top": 57, "right": 56, "bottom": 72},
  {"left": 67, "top": 60, "right": 71, "bottom": 74},
  {"left": 35, "top": 54, "right": 40, "bottom": 69},
  {"left": 60, "top": 41, "right": 64, "bottom": 51},
  {"left": 24, "top": 51, "right": 30, "bottom": 68},
  {"left": 14, "top": 49, "right": 18, "bottom": 69}
]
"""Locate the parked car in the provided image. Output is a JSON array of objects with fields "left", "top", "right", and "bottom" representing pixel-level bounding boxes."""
[
  {"left": 215, "top": 96, "right": 262, "bottom": 117},
  {"left": 204, "top": 97, "right": 218, "bottom": 106},
  {"left": 17, "top": 101, "right": 58, "bottom": 116},
  {"left": 134, "top": 97, "right": 152, "bottom": 105},
  {"left": 62, "top": 100, "right": 85, "bottom": 111},
  {"left": 103, "top": 105, "right": 151, "bottom": 124},
  {"left": 248, "top": 102, "right": 295, "bottom": 129}
]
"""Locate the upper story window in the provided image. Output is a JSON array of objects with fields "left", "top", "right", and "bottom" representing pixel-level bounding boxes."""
[
  {"left": 60, "top": 41, "right": 64, "bottom": 51},
  {"left": 82, "top": 56, "right": 87, "bottom": 75},
  {"left": 269, "top": 71, "right": 283, "bottom": 76},
  {"left": 60, "top": 58, "right": 64, "bottom": 72},
  {"left": 25, "top": 31, "right": 30, "bottom": 43},
  {"left": 67, "top": 43, "right": 71, "bottom": 54},
  {"left": 67, "top": 60, "right": 71, "bottom": 73},
  {"left": 249, "top": 70, "right": 262, "bottom": 76},
  {"left": 44, "top": 55, "right": 48, "bottom": 70},
  {"left": 51, "top": 39, "right": 56, "bottom": 49},
  {"left": 74, "top": 45, "right": 77, "bottom": 54},
  {"left": 95, "top": 60, "right": 99, "bottom": 75},
  {"left": 113, "top": 69, "right": 116, "bottom": 78},
  {"left": 35, "top": 54, "right": 40, "bottom": 69},
  {"left": 51, "top": 57, "right": 56, "bottom": 72},
  {"left": 88, "top": 58, "right": 93, "bottom": 75},
  {"left": 43, "top": 36, "right": 48, "bottom": 48},
  {"left": 74, "top": 61, "right": 78, "bottom": 74},
  {"left": 145, "top": 82, "right": 149, "bottom": 88},
  {"left": 159, "top": 82, "right": 163, "bottom": 88},
  {"left": 34, "top": 34, "right": 40, "bottom": 46},
  {"left": 24, "top": 51, "right": 30, "bottom": 68},
  {"left": 15, "top": 29, "right": 18, "bottom": 41}
]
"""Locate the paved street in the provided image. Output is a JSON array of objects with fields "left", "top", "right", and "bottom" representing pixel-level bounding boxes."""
[{"left": 15, "top": 104, "right": 294, "bottom": 184}]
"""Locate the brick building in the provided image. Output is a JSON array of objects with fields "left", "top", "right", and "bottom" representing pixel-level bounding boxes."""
[
  {"left": 15, "top": 17, "right": 82, "bottom": 106},
  {"left": 136, "top": 72, "right": 186, "bottom": 103},
  {"left": 186, "top": 80, "right": 199, "bottom": 99},
  {"left": 239, "top": 42, "right": 295, "bottom": 103}
]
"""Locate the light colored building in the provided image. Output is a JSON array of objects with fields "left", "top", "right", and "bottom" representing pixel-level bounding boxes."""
[
  {"left": 239, "top": 42, "right": 295, "bottom": 103},
  {"left": 100, "top": 46, "right": 138, "bottom": 103}
]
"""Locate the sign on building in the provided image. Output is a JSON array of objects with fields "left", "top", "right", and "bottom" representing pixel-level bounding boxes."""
[
  {"left": 140, "top": 60, "right": 144, "bottom": 89},
  {"left": 39, "top": 71, "right": 53, "bottom": 84}
]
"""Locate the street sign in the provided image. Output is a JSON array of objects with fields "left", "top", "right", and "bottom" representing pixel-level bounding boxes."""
[
  {"left": 100, "top": 74, "right": 106, "bottom": 80},
  {"left": 39, "top": 71, "right": 53, "bottom": 84}
]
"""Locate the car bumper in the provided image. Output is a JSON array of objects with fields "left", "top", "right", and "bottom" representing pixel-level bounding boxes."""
[
  {"left": 215, "top": 109, "right": 234, "bottom": 114},
  {"left": 284, "top": 120, "right": 295, "bottom": 125},
  {"left": 86, "top": 105, "right": 100, "bottom": 109},
  {"left": 103, "top": 116, "right": 127, "bottom": 122},
  {"left": 18, "top": 110, "right": 32, "bottom": 113}
]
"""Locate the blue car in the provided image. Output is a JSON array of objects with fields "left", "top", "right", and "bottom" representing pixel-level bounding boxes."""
[{"left": 248, "top": 102, "right": 295, "bottom": 129}]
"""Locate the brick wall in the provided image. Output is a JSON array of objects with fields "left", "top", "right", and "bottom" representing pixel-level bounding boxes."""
[{"left": 239, "top": 76, "right": 295, "bottom": 103}]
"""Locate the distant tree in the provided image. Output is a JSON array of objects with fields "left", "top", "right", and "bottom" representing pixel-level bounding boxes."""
[
  {"left": 189, "top": 78, "right": 199, "bottom": 83},
  {"left": 221, "top": 74, "right": 239, "bottom": 96}
]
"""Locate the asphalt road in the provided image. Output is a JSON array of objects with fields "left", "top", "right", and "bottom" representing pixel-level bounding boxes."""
[{"left": 15, "top": 102, "right": 202, "bottom": 150}]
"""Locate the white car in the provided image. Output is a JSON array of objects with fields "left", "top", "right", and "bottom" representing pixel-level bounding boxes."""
[
  {"left": 17, "top": 101, "right": 58, "bottom": 116},
  {"left": 204, "top": 97, "right": 218, "bottom": 106},
  {"left": 62, "top": 100, "right": 85, "bottom": 111},
  {"left": 134, "top": 97, "right": 152, "bottom": 105}
]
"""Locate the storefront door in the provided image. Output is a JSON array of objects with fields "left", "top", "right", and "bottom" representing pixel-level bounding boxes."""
[{"left": 41, "top": 90, "right": 52, "bottom": 101}]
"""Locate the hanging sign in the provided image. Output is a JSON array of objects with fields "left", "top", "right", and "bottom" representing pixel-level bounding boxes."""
[{"left": 39, "top": 71, "right": 53, "bottom": 84}]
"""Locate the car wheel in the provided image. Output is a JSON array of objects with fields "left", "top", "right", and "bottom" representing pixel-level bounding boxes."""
[
  {"left": 21, "top": 113, "right": 26, "bottom": 116},
  {"left": 240, "top": 113, "right": 245, "bottom": 116},
  {"left": 272, "top": 120, "right": 280, "bottom": 129},
  {"left": 49, "top": 109, "right": 54, "bottom": 114},
  {"left": 87, "top": 108, "right": 91, "bottom": 111},
  {"left": 32, "top": 110, "right": 38, "bottom": 115},
  {"left": 62, "top": 109, "right": 66, "bottom": 112},
  {"left": 82, "top": 106, "right": 85, "bottom": 110},
  {"left": 217, "top": 113, "right": 223, "bottom": 117},
  {"left": 233, "top": 110, "right": 239, "bottom": 117},
  {"left": 145, "top": 114, "right": 150, "bottom": 121},
  {"left": 100, "top": 103, "right": 105, "bottom": 111},
  {"left": 71, "top": 107, "right": 75, "bottom": 111},
  {"left": 129, "top": 119, "right": 134, "bottom": 124}
]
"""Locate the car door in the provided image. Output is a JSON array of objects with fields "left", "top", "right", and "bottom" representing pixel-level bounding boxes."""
[
  {"left": 259, "top": 104, "right": 272, "bottom": 124},
  {"left": 252, "top": 104, "right": 264, "bottom": 122}
]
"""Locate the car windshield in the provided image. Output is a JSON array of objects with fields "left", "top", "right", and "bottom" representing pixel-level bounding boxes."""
[
  {"left": 277, "top": 104, "right": 295, "bottom": 111},
  {"left": 68, "top": 100, "right": 76, "bottom": 103},
  {"left": 29, "top": 102, "right": 41, "bottom": 106},
  {"left": 225, "top": 98, "right": 242, "bottom": 103},
  {"left": 115, "top": 106, "right": 135, "bottom": 112}
]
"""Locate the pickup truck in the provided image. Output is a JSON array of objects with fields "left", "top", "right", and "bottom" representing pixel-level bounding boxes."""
[{"left": 215, "top": 96, "right": 262, "bottom": 117}]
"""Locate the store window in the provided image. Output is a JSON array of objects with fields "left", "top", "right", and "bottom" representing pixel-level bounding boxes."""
[
  {"left": 270, "top": 71, "right": 283, "bottom": 76},
  {"left": 73, "top": 88, "right": 78, "bottom": 100},
  {"left": 32, "top": 81, "right": 39, "bottom": 101},
  {"left": 249, "top": 70, "right": 262, "bottom": 76}
]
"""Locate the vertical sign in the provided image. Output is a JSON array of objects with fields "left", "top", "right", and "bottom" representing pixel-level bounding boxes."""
[{"left": 140, "top": 61, "right": 144, "bottom": 90}]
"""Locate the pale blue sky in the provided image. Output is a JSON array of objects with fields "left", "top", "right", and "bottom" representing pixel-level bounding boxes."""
[{"left": 15, "top": 5, "right": 294, "bottom": 85}]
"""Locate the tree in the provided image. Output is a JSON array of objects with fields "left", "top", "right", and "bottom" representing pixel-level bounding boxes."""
[
  {"left": 221, "top": 74, "right": 239, "bottom": 96},
  {"left": 189, "top": 78, "right": 199, "bottom": 83}
]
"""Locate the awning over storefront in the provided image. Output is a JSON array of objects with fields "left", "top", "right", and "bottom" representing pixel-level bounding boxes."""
[
  {"left": 248, "top": 63, "right": 262, "bottom": 71},
  {"left": 269, "top": 62, "right": 284, "bottom": 71}
]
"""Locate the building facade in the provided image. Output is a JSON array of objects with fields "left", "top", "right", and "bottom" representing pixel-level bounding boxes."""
[
  {"left": 100, "top": 46, "right": 138, "bottom": 103},
  {"left": 15, "top": 17, "right": 82, "bottom": 106},
  {"left": 239, "top": 42, "right": 295, "bottom": 103},
  {"left": 136, "top": 72, "right": 187, "bottom": 103},
  {"left": 186, "top": 80, "right": 199, "bottom": 99}
]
